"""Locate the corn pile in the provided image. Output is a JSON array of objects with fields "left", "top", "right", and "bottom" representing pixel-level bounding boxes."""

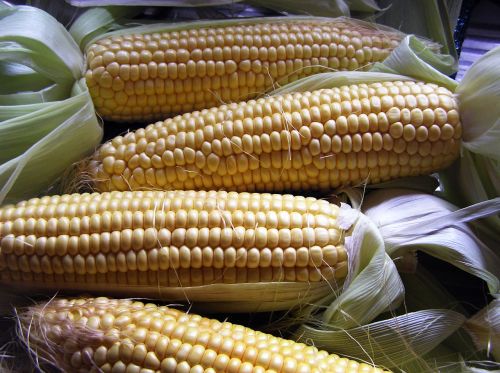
[{"left": 1, "top": 3, "right": 499, "bottom": 373}]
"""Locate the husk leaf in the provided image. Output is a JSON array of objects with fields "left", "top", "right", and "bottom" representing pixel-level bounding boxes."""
[
  {"left": 464, "top": 300, "right": 500, "bottom": 361},
  {"left": 376, "top": 0, "right": 457, "bottom": 58},
  {"left": 295, "top": 309, "right": 465, "bottom": 369},
  {"left": 440, "top": 151, "right": 500, "bottom": 248},
  {"left": 66, "top": 0, "right": 244, "bottom": 6},
  {"left": 369, "top": 35, "right": 457, "bottom": 89},
  {"left": 269, "top": 34, "right": 456, "bottom": 99},
  {"left": 4, "top": 277, "right": 338, "bottom": 314},
  {"left": 455, "top": 47, "right": 500, "bottom": 160},
  {"left": 270, "top": 71, "right": 414, "bottom": 96},
  {"left": 400, "top": 267, "right": 486, "bottom": 359},
  {"left": 247, "top": 0, "right": 350, "bottom": 17},
  {"left": 0, "top": 5, "right": 103, "bottom": 204},
  {"left": 0, "top": 5, "right": 83, "bottom": 90},
  {"left": 438, "top": 47, "right": 500, "bottom": 248},
  {"left": 347, "top": 0, "right": 383, "bottom": 13},
  {"left": 0, "top": 62, "right": 62, "bottom": 105},
  {"left": 0, "top": 79, "right": 103, "bottom": 204},
  {"left": 298, "top": 205, "right": 405, "bottom": 328},
  {"left": 65, "top": 0, "right": 351, "bottom": 17},
  {"left": 400, "top": 267, "right": 467, "bottom": 313},
  {"left": 362, "top": 189, "right": 500, "bottom": 295},
  {"left": 69, "top": 6, "right": 144, "bottom": 50}
]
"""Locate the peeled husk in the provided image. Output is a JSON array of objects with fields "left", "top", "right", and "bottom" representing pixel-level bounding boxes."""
[{"left": 0, "top": 5, "right": 102, "bottom": 205}]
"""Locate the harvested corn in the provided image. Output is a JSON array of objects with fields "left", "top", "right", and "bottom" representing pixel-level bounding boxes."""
[
  {"left": 85, "top": 17, "right": 405, "bottom": 122},
  {"left": 0, "top": 190, "right": 347, "bottom": 310},
  {"left": 18, "top": 296, "right": 392, "bottom": 372},
  {"left": 85, "top": 80, "right": 461, "bottom": 193}
]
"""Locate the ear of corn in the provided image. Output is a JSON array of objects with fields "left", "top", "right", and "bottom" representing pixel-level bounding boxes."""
[
  {"left": 0, "top": 190, "right": 347, "bottom": 312},
  {"left": 84, "top": 17, "right": 405, "bottom": 122},
  {"left": 19, "top": 296, "right": 392, "bottom": 373},
  {"left": 85, "top": 80, "right": 461, "bottom": 194}
]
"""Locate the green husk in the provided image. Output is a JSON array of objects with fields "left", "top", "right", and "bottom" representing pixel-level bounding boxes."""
[
  {"left": 271, "top": 71, "right": 415, "bottom": 96},
  {"left": 440, "top": 151, "right": 500, "bottom": 250},
  {"left": 0, "top": 79, "right": 103, "bottom": 204},
  {"left": 285, "top": 203, "right": 405, "bottom": 333},
  {"left": 292, "top": 269, "right": 476, "bottom": 372},
  {"left": 69, "top": 6, "right": 144, "bottom": 50},
  {"left": 66, "top": 0, "right": 245, "bottom": 5},
  {"left": 455, "top": 47, "right": 500, "bottom": 159},
  {"left": 439, "top": 47, "right": 500, "bottom": 247},
  {"left": 400, "top": 269, "right": 488, "bottom": 367},
  {"left": 362, "top": 189, "right": 500, "bottom": 295},
  {"left": 66, "top": 0, "right": 351, "bottom": 17},
  {"left": 0, "top": 62, "right": 55, "bottom": 103},
  {"left": 444, "top": 0, "right": 464, "bottom": 30},
  {"left": 348, "top": 0, "right": 383, "bottom": 13},
  {"left": 324, "top": 207, "right": 404, "bottom": 327},
  {"left": 465, "top": 300, "right": 500, "bottom": 361},
  {"left": 290, "top": 189, "right": 499, "bottom": 370},
  {"left": 370, "top": 35, "right": 457, "bottom": 88},
  {"left": 247, "top": 0, "right": 349, "bottom": 17},
  {"left": 5, "top": 274, "right": 338, "bottom": 314},
  {"left": 376, "top": 0, "right": 457, "bottom": 59},
  {"left": 0, "top": 5, "right": 103, "bottom": 204},
  {"left": 295, "top": 309, "right": 466, "bottom": 369},
  {"left": 0, "top": 4, "right": 83, "bottom": 89}
]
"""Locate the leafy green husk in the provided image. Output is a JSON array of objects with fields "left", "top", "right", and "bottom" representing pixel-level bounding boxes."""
[
  {"left": 362, "top": 189, "right": 500, "bottom": 295},
  {"left": 0, "top": 80, "right": 103, "bottom": 204},
  {"left": 69, "top": 6, "right": 144, "bottom": 50},
  {"left": 465, "top": 300, "right": 500, "bottom": 361},
  {"left": 439, "top": 47, "right": 500, "bottom": 246},
  {"left": 0, "top": 5, "right": 84, "bottom": 104},
  {"left": 295, "top": 309, "right": 466, "bottom": 369},
  {"left": 375, "top": 0, "right": 457, "bottom": 59},
  {"left": 247, "top": 0, "right": 349, "bottom": 17},
  {"left": 66, "top": 0, "right": 351, "bottom": 17},
  {"left": 4, "top": 270, "right": 340, "bottom": 314},
  {"left": 348, "top": 0, "right": 383, "bottom": 13},
  {"left": 290, "top": 190, "right": 499, "bottom": 370},
  {"left": 370, "top": 35, "right": 457, "bottom": 88},
  {"left": 456, "top": 47, "right": 500, "bottom": 159},
  {"left": 440, "top": 151, "right": 500, "bottom": 249},
  {"left": 66, "top": 0, "right": 245, "bottom": 6},
  {"left": 0, "top": 5, "right": 102, "bottom": 204}
]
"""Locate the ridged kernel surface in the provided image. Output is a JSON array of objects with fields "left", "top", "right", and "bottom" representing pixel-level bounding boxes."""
[
  {"left": 0, "top": 190, "right": 346, "bottom": 289},
  {"left": 23, "top": 297, "right": 392, "bottom": 373},
  {"left": 88, "top": 81, "right": 461, "bottom": 193},
  {"left": 85, "top": 19, "right": 403, "bottom": 121}
]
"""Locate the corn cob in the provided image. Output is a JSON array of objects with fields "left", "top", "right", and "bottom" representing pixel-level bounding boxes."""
[
  {"left": 19, "top": 296, "right": 391, "bottom": 373},
  {"left": 85, "top": 80, "right": 461, "bottom": 193},
  {"left": 85, "top": 18, "right": 404, "bottom": 122},
  {"left": 0, "top": 190, "right": 346, "bottom": 310}
]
